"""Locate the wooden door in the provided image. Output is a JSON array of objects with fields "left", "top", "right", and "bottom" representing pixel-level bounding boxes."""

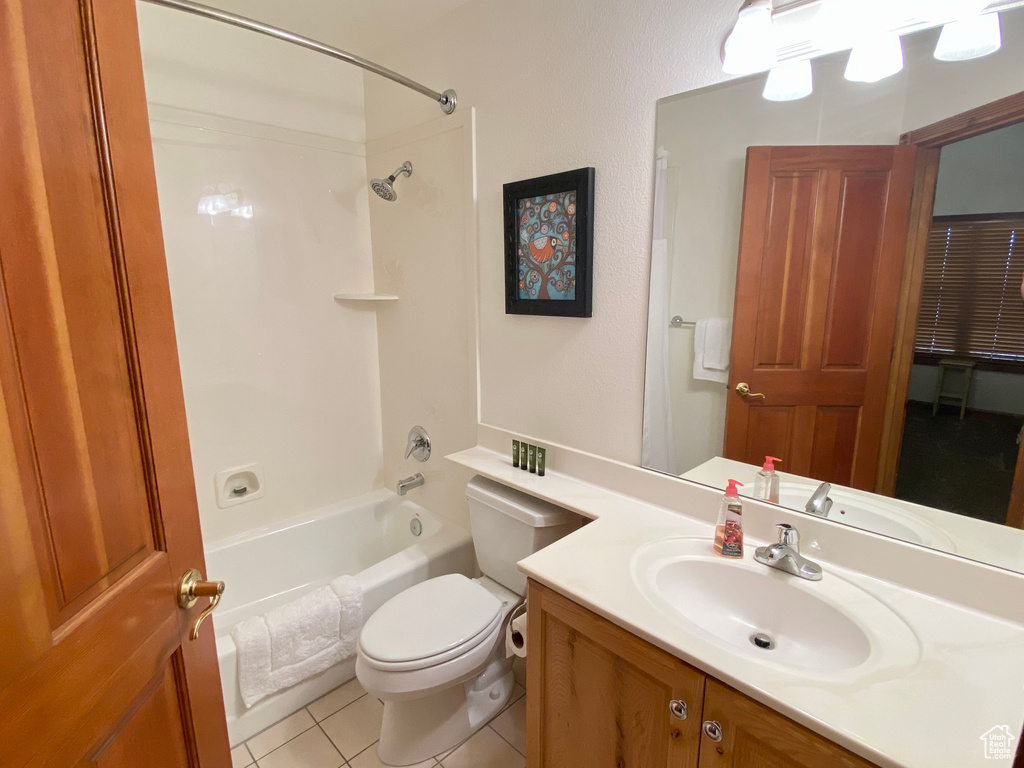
[
  {"left": 725, "top": 146, "right": 918, "bottom": 490},
  {"left": 1006, "top": 438, "right": 1024, "bottom": 529},
  {"left": 526, "top": 580, "right": 706, "bottom": 768},
  {"left": 0, "top": 1, "right": 231, "bottom": 766},
  {"left": 698, "top": 679, "right": 878, "bottom": 768}
]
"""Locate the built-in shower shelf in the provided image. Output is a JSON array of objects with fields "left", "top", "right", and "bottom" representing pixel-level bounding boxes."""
[{"left": 333, "top": 293, "right": 399, "bottom": 302}]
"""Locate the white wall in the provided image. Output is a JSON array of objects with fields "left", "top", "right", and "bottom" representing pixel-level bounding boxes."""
[
  {"left": 361, "top": 1, "right": 1024, "bottom": 468},
  {"left": 366, "top": 115, "right": 479, "bottom": 529},
  {"left": 136, "top": 1, "right": 366, "bottom": 140},
  {"left": 362, "top": 0, "right": 734, "bottom": 465},
  {"left": 138, "top": 4, "right": 385, "bottom": 544},
  {"left": 934, "top": 121, "right": 1024, "bottom": 216},
  {"left": 907, "top": 364, "right": 1024, "bottom": 416}
]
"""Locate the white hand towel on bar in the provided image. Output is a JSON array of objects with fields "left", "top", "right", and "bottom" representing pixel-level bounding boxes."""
[
  {"left": 232, "top": 574, "right": 362, "bottom": 709},
  {"left": 693, "top": 318, "right": 732, "bottom": 384}
]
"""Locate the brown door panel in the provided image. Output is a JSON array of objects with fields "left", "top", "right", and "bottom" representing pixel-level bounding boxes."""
[
  {"left": 0, "top": 0, "right": 230, "bottom": 765},
  {"left": 727, "top": 146, "right": 917, "bottom": 490}
]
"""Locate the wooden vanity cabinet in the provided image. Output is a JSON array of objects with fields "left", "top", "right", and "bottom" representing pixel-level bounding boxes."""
[
  {"left": 527, "top": 581, "right": 879, "bottom": 768},
  {"left": 526, "top": 580, "right": 706, "bottom": 768},
  {"left": 698, "top": 679, "right": 878, "bottom": 768}
]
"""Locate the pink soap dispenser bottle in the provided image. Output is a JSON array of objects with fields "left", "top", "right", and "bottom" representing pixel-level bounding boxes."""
[
  {"left": 714, "top": 479, "right": 744, "bottom": 559},
  {"left": 754, "top": 456, "right": 781, "bottom": 504}
]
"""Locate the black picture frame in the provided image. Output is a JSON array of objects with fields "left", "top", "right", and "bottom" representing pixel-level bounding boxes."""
[{"left": 503, "top": 167, "right": 595, "bottom": 317}]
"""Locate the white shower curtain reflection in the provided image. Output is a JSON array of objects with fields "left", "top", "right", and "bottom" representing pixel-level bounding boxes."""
[{"left": 642, "top": 150, "right": 677, "bottom": 474}]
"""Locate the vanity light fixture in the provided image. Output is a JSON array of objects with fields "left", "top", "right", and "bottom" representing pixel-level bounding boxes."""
[
  {"left": 197, "top": 191, "right": 238, "bottom": 216},
  {"left": 763, "top": 59, "right": 813, "bottom": 101},
  {"left": 723, "top": 0, "right": 778, "bottom": 75},
  {"left": 845, "top": 29, "right": 904, "bottom": 83},
  {"left": 924, "top": 0, "right": 992, "bottom": 23},
  {"left": 935, "top": 11, "right": 1002, "bottom": 60},
  {"left": 197, "top": 188, "right": 253, "bottom": 219}
]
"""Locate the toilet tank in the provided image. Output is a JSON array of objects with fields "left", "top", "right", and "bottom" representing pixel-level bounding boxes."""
[{"left": 465, "top": 475, "right": 582, "bottom": 595}]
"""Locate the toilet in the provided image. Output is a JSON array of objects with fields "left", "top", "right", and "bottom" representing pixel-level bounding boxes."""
[{"left": 356, "top": 475, "right": 580, "bottom": 766}]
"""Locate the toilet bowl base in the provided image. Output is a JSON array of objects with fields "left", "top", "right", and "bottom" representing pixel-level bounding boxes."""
[{"left": 375, "top": 658, "right": 514, "bottom": 766}]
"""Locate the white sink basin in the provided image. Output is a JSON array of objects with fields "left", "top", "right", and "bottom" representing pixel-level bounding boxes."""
[
  {"left": 632, "top": 538, "right": 920, "bottom": 676},
  {"left": 756, "top": 483, "right": 957, "bottom": 552}
]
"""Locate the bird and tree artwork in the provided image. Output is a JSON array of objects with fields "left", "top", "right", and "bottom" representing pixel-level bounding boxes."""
[{"left": 503, "top": 167, "right": 594, "bottom": 317}]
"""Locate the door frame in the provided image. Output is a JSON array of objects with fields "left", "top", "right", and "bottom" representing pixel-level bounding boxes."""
[{"left": 875, "top": 90, "right": 1024, "bottom": 529}]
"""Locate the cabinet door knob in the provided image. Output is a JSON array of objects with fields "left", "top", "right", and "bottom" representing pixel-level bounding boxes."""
[
  {"left": 702, "top": 720, "right": 724, "bottom": 742},
  {"left": 669, "top": 699, "right": 687, "bottom": 720}
]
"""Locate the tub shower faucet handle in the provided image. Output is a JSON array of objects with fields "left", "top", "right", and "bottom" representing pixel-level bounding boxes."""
[
  {"left": 405, "top": 426, "right": 431, "bottom": 462},
  {"left": 178, "top": 568, "right": 225, "bottom": 641}
]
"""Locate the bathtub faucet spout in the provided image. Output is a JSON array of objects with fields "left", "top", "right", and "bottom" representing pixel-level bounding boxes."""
[{"left": 397, "top": 473, "right": 425, "bottom": 496}]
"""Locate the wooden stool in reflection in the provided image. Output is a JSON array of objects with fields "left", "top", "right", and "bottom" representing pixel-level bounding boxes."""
[{"left": 932, "top": 359, "right": 975, "bottom": 420}]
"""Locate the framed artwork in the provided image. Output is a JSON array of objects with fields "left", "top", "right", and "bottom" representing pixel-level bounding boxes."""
[{"left": 503, "top": 167, "right": 595, "bottom": 317}]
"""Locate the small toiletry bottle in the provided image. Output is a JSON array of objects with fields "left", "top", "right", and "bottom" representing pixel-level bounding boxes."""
[
  {"left": 520, "top": 441, "right": 529, "bottom": 471},
  {"left": 713, "top": 479, "right": 744, "bottom": 559},
  {"left": 528, "top": 444, "right": 537, "bottom": 473},
  {"left": 537, "top": 447, "right": 546, "bottom": 476},
  {"left": 753, "top": 456, "right": 781, "bottom": 504},
  {"left": 512, "top": 440, "right": 521, "bottom": 468}
]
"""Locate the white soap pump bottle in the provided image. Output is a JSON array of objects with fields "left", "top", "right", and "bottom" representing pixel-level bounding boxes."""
[{"left": 753, "top": 455, "right": 781, "bottom": 504}]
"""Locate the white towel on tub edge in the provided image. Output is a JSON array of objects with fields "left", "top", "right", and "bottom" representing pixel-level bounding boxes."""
[{"left": 232, "top": 574, "right": 363, "bottom": 709}]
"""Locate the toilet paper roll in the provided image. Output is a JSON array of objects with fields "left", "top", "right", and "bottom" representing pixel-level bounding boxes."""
[{"left": 505, "top": 605, "right": 528, "bottom": 659}]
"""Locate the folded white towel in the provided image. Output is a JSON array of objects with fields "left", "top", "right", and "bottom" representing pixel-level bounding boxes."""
[
  {"left": 693, "top": 318, "right": 732, "bottom": 384},
  {"left": 233, "top": 575, "right": 362, "bottom": 709},
  {"left": 266, "top": 586, "right": 340, "bottom": 669}
]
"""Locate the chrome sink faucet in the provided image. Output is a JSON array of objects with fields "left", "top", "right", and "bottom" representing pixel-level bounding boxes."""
[
  {"left": 754, "top": 524, "right": 823, "bottom": 581},
  {"left": 397, "top": 473, "right": 425, "bottom": 496},
  {"left": 805, "top": 482, "right": 833, "bottom": 518}
]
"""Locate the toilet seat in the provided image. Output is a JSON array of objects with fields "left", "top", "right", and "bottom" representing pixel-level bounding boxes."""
[{"left": 358, "top": 574, "right": 504, "bottom": 672}]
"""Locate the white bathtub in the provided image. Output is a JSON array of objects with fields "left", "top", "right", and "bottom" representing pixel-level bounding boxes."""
[{"left": 206, "top": 488, "right": 475, "bottom": 746}]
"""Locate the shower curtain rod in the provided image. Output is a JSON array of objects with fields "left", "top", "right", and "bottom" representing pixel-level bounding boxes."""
[{"left": 139, "top": 0, "right": 458, "bottom": 115}]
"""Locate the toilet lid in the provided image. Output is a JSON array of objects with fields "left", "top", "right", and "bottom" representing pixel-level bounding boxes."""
[{"left": 360, "top": 574, "right": 503, "bottom": 664}]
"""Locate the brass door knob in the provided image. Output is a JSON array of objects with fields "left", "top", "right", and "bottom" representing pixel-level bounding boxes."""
[
  {"left": 178, "top": 568, "right": 225, "bottom": 641},
  {"left": 735, "top": 382, "right": 766, "bottom": 399}
]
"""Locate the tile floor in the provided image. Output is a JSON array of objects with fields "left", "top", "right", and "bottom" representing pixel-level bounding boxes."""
[{"left": 231, "top": 678, "right": 527, "bottom": 768}]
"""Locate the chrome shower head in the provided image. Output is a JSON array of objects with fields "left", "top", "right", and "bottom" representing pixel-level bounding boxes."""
[{"left": 370, "top": 161, "right": 412, "bottom": 202}]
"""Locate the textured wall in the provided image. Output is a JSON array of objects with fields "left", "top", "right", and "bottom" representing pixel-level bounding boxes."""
[
  {"left": 363, "top": 0, "right": 734, "bottom": 464},
  {"left": 365, "top": 2, "right": 1024, "bottom": 467}
]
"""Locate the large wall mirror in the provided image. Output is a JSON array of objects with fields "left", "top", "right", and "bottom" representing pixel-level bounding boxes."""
[{"left": 642, "top": 5, "right": 1024, "bottom": 574}]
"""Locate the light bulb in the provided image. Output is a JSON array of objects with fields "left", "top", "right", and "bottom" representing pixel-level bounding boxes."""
[
  {"left": 845, "top": 30, "right": 904, "bottom": 83},
  {"left": 723, "top": 0, "right": 778, "bottom": 76},
  {"left": 763, "top": 60, "right": 813, "bottom": 101},
  {"left": 935, "top": 12, "right": 1001, "bottom": 60}
]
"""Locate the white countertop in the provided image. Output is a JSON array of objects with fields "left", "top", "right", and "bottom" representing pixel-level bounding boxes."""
[{"left": 448, "top": 445, "right": 1024, "bottom": 768}]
